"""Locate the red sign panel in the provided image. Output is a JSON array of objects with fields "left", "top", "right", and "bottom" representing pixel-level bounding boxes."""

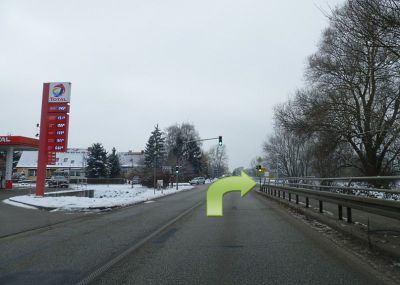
[
  {"left": 47, "top": 113, "right": 69, "bottom": 124},
  {"left": 47, "top": 151, "right": 56, "bottom": 165},
  {"left": 47, "top": 145, "right": 67, "bottom": 152},
  {"left": 47, "top": 116, "right": 69, "bottom": 152},
  {"left": 48, "top": 103, "right": 70, "bottom": 113}
]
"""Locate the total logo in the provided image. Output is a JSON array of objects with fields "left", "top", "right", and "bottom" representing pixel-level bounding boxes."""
[
  {"left": 48, "top": 82, "right": 71, "bottom": 103},
  {"left": 52, "top": 84, "right": 65, "bottom": 97}
]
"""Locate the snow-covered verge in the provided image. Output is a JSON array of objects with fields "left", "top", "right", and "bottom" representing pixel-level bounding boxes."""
[{"left": 4, "top": 183, "right": 196, "bottom": 211}]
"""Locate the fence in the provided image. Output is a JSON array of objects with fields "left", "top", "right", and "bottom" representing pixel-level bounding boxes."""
[
  {"left": 260, "top": 176, "right": 400, "bottom": 223},
  {"left": 85, "top": 178, "right": 126, "bottom": 184}
]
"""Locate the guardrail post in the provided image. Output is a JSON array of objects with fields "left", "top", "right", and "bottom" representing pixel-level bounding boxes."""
[
  {"left": 319, "top": 200, "right": 323, "bottom": 213},
  {"left": 338, "top": 205, "right": 343, "bottom": 220},
  {"left": 278, "top": 190, "right": 281, "bottom": 198},
  {"left": 283, "top": 191, "right": 285, "bottom": 199},
  {"left": 306, "top": 197, "right": 309, "bottom": 208},
  {"left": 288, "top": 193, "right": 291, "bottom": 202},
  {"left": 347, "top": 207, "right": 352, "bottom": 223},
  {"left": 296, "top": 194, "right": 299, "bottom": 204}
]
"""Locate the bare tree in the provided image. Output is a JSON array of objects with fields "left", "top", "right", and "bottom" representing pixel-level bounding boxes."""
[
  {"left": 263, "top": 128, "right": 312, "bottom": 177},
  {"left": 277, "top": 0, "right": 400, "bottom": 176},
  {"left": 207, "top": 145, "right": 229, "bottom": 178}
]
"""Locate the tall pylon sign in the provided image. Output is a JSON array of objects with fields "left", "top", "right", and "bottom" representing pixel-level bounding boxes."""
[{"left": 35, "top": 82, "right": 71, "bottom": 196}]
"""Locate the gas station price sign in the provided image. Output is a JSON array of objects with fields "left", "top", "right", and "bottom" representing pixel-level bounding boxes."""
[
  {"left": 45, "top": 84, "right": 71, "bottom": 156},
  {"left": 48, "top": 103, "right": 70, "bottom": 113},
  {"left": 37, "top": 82, "right": 72, "bottom": 195},
  {"left": 47, "top": 151, "right": 56, "bottom": 165}
]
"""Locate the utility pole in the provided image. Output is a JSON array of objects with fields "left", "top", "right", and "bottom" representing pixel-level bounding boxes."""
[
  {"left": 153, "top": 156, "right": 156, "bottom": 195},
  {"left": 131, "top": 157, "right": 134, "bottom": 188},
  {"left": 175, "top": 164, "right": 179, "bottom": 190}
]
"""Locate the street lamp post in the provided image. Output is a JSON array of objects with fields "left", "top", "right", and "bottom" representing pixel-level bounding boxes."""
[
  {"left": 153, "top": 156, "right": 157, "bottom": 195},
  {"left": 130, "top": 158, "right": 134, "bottom": 188}
]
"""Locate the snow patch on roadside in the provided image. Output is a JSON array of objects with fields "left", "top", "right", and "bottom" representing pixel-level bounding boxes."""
[{"left": 6, "top": 184, "right": 196, "bottom": 211}]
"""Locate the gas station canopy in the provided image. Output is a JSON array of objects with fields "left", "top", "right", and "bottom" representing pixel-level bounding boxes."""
[
  {"left": 0, "top": 136, "right": 39, "bottom": 189},
  {"left": 0, "top": 136, "right": 39, "bottom": 150}
]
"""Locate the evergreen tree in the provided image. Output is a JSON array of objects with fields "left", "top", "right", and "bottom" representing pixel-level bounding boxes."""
[
  {"left": 144, "top": 124, "right": 165, "bottom": 168},
  {"left": 13, "top": 151, "right": 21, "bottom": 169},
  {"left": 108, "top": 147, "right": 121, "bottom": 178},
  {"left": 185, "top": 141, "right": 203, "bottom": 175},
  {"left": 142, "top": 125, "right": 167, "bottom": 188},
  {"left": 86, "top": 143, "right": 109, "bottom": 178}
]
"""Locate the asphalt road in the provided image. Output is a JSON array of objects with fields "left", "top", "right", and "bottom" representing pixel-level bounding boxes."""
[
  {"left": 93, "top": 190, "right": 382, "bottom": 285},
  {"left": 0, "top": 186, "right": 207, "bottom": 285},
  {"left": 0, "top": 185, "right": 385, "bottom": 285},
  {"left": 0, "top": 187, "right": 84, "bottom": 237}
]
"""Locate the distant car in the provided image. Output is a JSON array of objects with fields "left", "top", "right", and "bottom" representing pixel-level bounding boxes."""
[
  {"left": 189, "top": 177, "right": 206, "bottom": 185},
  {"left": 48, "top": 176, "right": 69, "bottom": 188}
]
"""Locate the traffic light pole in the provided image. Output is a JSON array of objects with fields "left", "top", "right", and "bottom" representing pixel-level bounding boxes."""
[
  {"left": 175, "top": 160, "right": 179, "bottom": 190},
  {"left": 184, "top": 136, "right": 222, "bottom": 145},
  {"left": 175, "top": 136, "right": 222, "bottom": 190},
  {"left": 176, "top": 171, "right": 179, "bottom": 190}
]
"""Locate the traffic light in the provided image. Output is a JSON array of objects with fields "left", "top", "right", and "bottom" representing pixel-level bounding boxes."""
[
  {"left": 218, "top": 136, "right": 222, "bottom": 146},
  {"left": 175, "top": 166, "right": 179, "bottom": 174}
]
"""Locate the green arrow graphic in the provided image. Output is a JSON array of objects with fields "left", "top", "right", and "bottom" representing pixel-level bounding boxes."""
[{"left": 207, "top": 171, "right": 257, "bottom": 217}]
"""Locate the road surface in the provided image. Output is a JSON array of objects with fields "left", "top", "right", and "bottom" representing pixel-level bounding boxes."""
[{"left": 0, "top": 185, "right": 385, "bottom": 285}]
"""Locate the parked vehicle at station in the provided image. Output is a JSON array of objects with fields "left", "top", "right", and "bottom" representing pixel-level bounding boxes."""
[
  {"left": 47, "top": 176, "right": 69, "bottom": 188},
  {"left": 189, "top": 177, "right": 206, "bottom": 185}
]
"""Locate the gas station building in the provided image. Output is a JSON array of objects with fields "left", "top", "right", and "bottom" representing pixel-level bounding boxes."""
[{"left": 0, "top": 136, "right": 39, "bottom": 189}]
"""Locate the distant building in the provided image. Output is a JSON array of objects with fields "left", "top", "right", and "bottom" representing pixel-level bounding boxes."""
[
  {"left": 15, "top": 148, "right": 145, "bottom": 181},
  {"left": 16, "top": 148, "right": 88, "bottom": 181},
  {"left": 117, "top": 150, "right": 145, "bottom": 177}
]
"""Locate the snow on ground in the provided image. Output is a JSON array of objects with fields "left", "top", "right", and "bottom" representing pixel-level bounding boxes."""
[
  {"left": 13, "top": 182, "right": 35, "bottom": 188},
  {"left": 5, "top": 183, "right": 196, "bottom": 211}
]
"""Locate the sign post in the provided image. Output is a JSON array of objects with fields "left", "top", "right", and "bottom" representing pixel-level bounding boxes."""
[{"left": 35, "top": 82, "right": 71, "bottom": 196}]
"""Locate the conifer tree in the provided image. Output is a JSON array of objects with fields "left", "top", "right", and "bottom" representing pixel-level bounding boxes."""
[
  {"left": 86, "top": 143, "right": 109, "bottom": 178},
  {"left": 144, "top": 124, "right": 165, "bottom": 168},
  {"left": 108, "top": 147, "right": 121, "bottom": 178}
]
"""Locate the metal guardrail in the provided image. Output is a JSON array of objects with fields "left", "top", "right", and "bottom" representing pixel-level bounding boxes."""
[{"left": 260, "top": 176, "right": 400, "bottom": 223}]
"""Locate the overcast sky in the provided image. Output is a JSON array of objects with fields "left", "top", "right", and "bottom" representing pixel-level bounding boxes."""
[{"left": 0, "top": 0, "right": 344, "bottom": 169}]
